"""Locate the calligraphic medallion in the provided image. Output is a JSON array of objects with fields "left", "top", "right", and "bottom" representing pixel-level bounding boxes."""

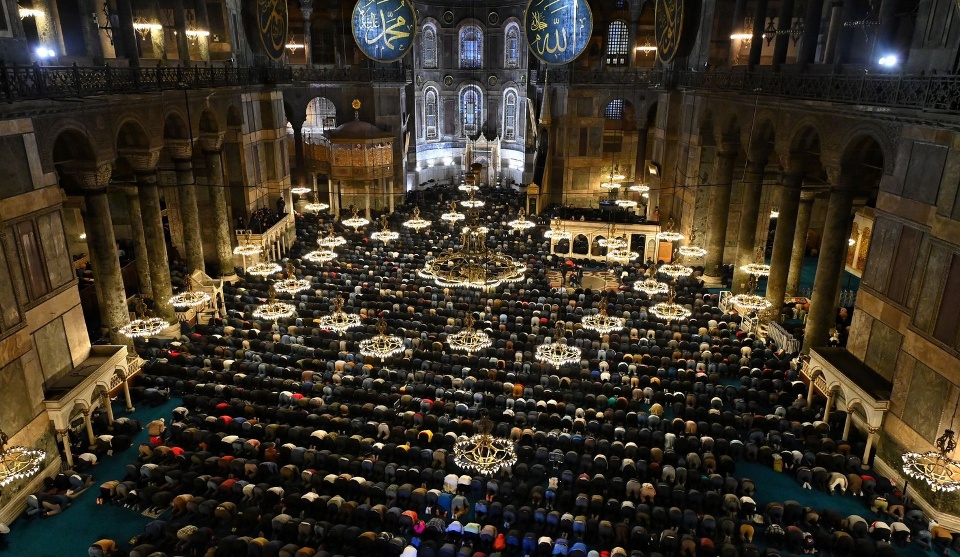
[
  {"left": 352, "top": 0, "right": 417, "bottom": 63},
  {"left": 257, "top": 0, "right": 289, "bottom": 61},
  {"left": 524, "top": 0, "right": 593, "bottom": 66},
  {"left": 655, "top": 0, "right": 693, "bottom": 63}
]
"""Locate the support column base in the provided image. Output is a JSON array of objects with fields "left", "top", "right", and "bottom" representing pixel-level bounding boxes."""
[
  {"left": 125, "top": 406, "right": 136, "bottom": 413},
  {"left": 702, "top": 275, "right": 724, "bottom": 288}
]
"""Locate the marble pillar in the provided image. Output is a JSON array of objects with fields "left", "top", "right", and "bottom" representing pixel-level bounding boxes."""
[
  {"left": 78, "top": 163, "right": 128, "bottom": 346},
  {"left": 125, "top": 188, "right": 153, "bottom": 298},
  {"left": 168, "top": 140, "right": 205, "bottom": 273},
  {"left": 747, "top": 0, "right": 768, "bottom": 68},
  {"left": 771, "top": 0, "right": 795, "bottom": 70},
  {"left": 172, "top": 0, "right": 191, "bottom": 66},
  {"left": 703, "top": 151, "right": 737, "bottom": 281},
  {"left": 766, "top": 172, "right": 804, "bottom": 318},
  {"left": 200, "top": 133, "right": 234, "bottom": 277},
  {"left": 786, "top": 194, "right": 814, "bottom": 297},
  {"left": 802, "top": 182, "right": 856, "bottom": 353},
  {"left": 732, "top": 161, "right": 766, "bottom": 294},
  {"left": 301, "top": 0, "right": 314, "bottom": 65}
]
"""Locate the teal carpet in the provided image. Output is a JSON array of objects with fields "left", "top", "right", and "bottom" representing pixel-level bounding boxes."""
[{"left": 4, "top": 397, "right": 180, "bottom": 557}]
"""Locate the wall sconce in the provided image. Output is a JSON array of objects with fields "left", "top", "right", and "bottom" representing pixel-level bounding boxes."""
[
  {"left": 185, "top": 28, "right": 210, "bottom": 43},
  {"left": 133, "top": 19, "right": 163, "bottom": 40},
  {"left": 635, "top": 43, "right": 657, "bottom": 56},
  {"left": 285, "top": 37, "right": 304, "bottom": 52}
]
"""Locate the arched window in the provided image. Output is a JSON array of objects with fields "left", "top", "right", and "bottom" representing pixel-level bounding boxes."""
[
  {"left": 606, "top": 20, "right": 629, "bottom": 66},
  {"left": 604, "top": 99, "right": 624, "bottom": 120},
  {"left": 503, "top": 90, "right": 518, "bottom": 141},
  {"left": 424, "top": 88, "right": 439, "bottom": 140},
  {"left": 460, "top": 25, "right": 483, "bottom": 69},
  {"left": 460, "top": 86, "right": 483, "bottom": 136},
  {"left": 422, "top": 25, "right": 437, "bottom": 68},
  {"left": 504, "top": 24, "right": 520, "bottom": 68},
  {"left": 305, "top": 97, "right": 337, "bottom": 139}
]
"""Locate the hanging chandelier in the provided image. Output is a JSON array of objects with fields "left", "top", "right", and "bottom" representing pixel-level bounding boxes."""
[
  {"left": 253, "top": 287, "right": 296, "bottom": 321},
  {"left": 742, "top": 247, "right": 771, "bottom": 277},
  {"left": 446, "top": 314, "right": 493, "bottom": 354},
  {"left": 342, "top": 207, "right": 370, "bottom": 231},
  {"left": 318, "top": 295, "right": 362, "bottom": 334},
  {"left": 729, "top": 273, "right": 771, "bottom": 314},
  {"left": 903, "top": 429, "right": 960, "bottom": 492},
  {"left": 453, "top": 415, "right": 517, "bottom": 476},
  {"left": 598, "top": 229, "right": 627, "bottom": 249},
  {"left": 370, "top": 215, "right": 399, "bottom": 242},
  {"left": 419, "top": 216, "right": 526, "bottom": 289},
  {"left": 600, "top": 181, "right": 622, "bottom": 190},
  {"left": 246, "top": 261, "right": 282, "bottom": 277},
  {"left": 0, "top": 428, "right": 45, "bottom": 488},
  {"left": 304, "top": 249, "right": 337, "bottom": 263},
  {"left": 650, "top": 286, "right": 691, "bottom": 322},
  {"left": 273, "top": 262, "right": 311, "bottom": 295},
  {"left": 507, "top": 209, "right": 536, "bottom": 231},
  {"left": 535, "top": 321, "right": 582, "bottom": 367},
  {"left": 615, "top": 199, "right": 638, "bottom": 208},
  {"left": 119, "top": 297, "right": 169, "bottom": 339},
  {"left": 462, "top": 225, "right": 490, "bottom": 235},
  {"left": 303, "top": 202, "right": 329, "bottom": 213},
  {"left": 168, "top": 275, "right": 211, "bottom": 309},
  {"left": 359, "top": 317, "right": 405, "bottom": 359},
  {"left": 635, "top": 276, "right": 669, "bottom": 296},
  {"left": 657, "top": 218, "right": 685, "bottom": 242},
  {"left": 318, "top": 226, "right": 347, "bottom": 249},
  {"left": 403, "top": 207, "right": 432, "bottom": 231},
  {"left": 679, "top": 245, "right": 708, "bottom": 258},
  {"left": 609, "top": 247, "right": 639, "bottom": 263},
  {"left": 459, "top": 182, "right": 479, "bottom": 193},
  {"left": 628, "top": 183, "right": 650, "bottom": 193},
  {"left": 461, "top": 190, "right": 485, "bottom": 209},
  {"left": 441, "top": 201, "right": 465, "bottom": 223},
  {"left": 581, "top": 294, "right": 624, "bottom": 334},
  {"left": 290, "top": 186, "right": 311, "bottom": 195},
  {"left": 233, "top": 233, "right": 262, "bottom": 257},
  {"left": 544, "top": 218, "right": 571, "bottom": 241},
  {"left": 659, "top": 262, "right": 693, "bottom": 279}
]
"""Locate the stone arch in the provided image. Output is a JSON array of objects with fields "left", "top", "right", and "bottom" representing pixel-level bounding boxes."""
[
  {"left": 603, "top": 98, "right": 636, "bottom": 131},
  {"left": 839, "top": 132, "right": 885, "bottom": 203},
  {"left": 746, "top": 115, "right": 777, "bottom": 162},
  {"left": 115, "top": 119, "right": 151, "bottom": 151},
  {"left": 591, "top": 236, "right": 607, "bottom": 256},
  {"left": 716, "top": 111, "right": 741, "bottom": 146},
  {"left": 305, "top": 96, "right": 338, "bottom": 134},
  {"left": 163, "top": 112, "right": 191, "bottom": 141},
  {"left": 788, "top": 123, "right": 824, "bottom": 179},
  {"left": 573, "top": 234, "right": 589, "bottom": 255},
  {"left": 52, "top": 128, "right": 100, "bottom": 191},
  {"left": 198, "top": 108, "right": 221, "bottom": 135},
  {"left": 555, "top": 238, "right": 570, "bottom": 254}
]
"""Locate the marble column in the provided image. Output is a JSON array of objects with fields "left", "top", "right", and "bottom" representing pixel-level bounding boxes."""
[
  {"left": 77, "top": 163, "right": 128, "bottom": 346},
  {"left": 786, "top": 193, "right": 814, "bottom": 296},
  {"left": 125, "top": 149, "right": 175, "bottom": 321},
  {"left": 200, "top": 133, "right": 234, "bottom": 277},
  {"left": 802, "top": 181, "right": 856, "bottom": 353},
  {"left": 388, "top": 177, "right": 395, "bottom": 213},
  {"left": 292, "top": 125, "right": 307, "bottom": 188},
  {"left": 766, "top": 171, "right": 804, "bottom": 318},
  {"left": 703, "top": 150, "right": 737, "bottom": 282},
  {"left": 115, "top": 0, "right": 139, "bottom": 67},
  {"left": 862, "top": 427, "right": 877, "bottom": 467},
  {"left": 823, "top": 1, "right": 844, "bottom": 64},
  {"left": 123, "top": 376, "right": 135, "bottom": 412},
  {"left": 332, "top": 180, "right": 341, "bottom": 221},
  {"left": 34, "top": 0, "right": 64, "bottom": 55},
  {"left": 732, "top": 160, "right": 766, "bottom": 294},
  {"left": 823, "top": 392, "right": 834, "bottom": 423},
  {"left": 747, "top": 0, "right": 768, "bottom": 68},
  {"left": 58, "top": 429, "right": 74, "bottom": 469},
  {"left": 78, "top": 0, "right": 105, "bottom": 62},
  {"left": 301, "top": 0, "right": 314, "bottom": 64},
  {"left": 84, "top": 411, "right": 96, "bottom": 446},
  {"left": 168, "top": 140, "right": 205, "bottom": 273},
  {"left": 771, "top": 0, "right": 795, "bottom": 70},
  {"left": 365, "top": 182, "right": 372, "bottom": 221},
  {"left": 797, "top": 0, "right": 824, "bottom": 68},
  {"left": 101, "top": 392, "right": 114, "bottom": 424},
  {"left": 833, "top": 0, "right": 859, "bottom": 66},
  {"left": 124, "top": 188, "right": 153, "bottom": 298},
  {"left": 193, "top": 0, "right": 211, "bottom": 62},
  {"left": 842, "top": 411, "right": 853, "bottom": 441},
  {"left": 172, "top": 0, "right": 191, "bottom": 66}
]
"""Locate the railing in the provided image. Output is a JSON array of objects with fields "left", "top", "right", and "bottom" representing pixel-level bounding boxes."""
[
  {"left": 535, "top": 67, "right": 663, "bottom": 86},
  {"left": 676, "top": 68, "right": 960, "bottom": 112},
  {"left": 0, "top": 62, "right": 409, "bottom": 102}
]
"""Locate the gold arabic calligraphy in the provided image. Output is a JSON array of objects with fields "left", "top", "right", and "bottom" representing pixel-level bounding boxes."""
[
  {"left": 527, "top": 0, "right": 587, "bottom": 60},
  {"left": 656, "top": 0, "right": 683, "bottom": 62},
  {"left": 258, "top": 0, "right": 288, "bottom": 57},
  {"left": 357, "top": 1, "right": 412, "bottom": 51}
]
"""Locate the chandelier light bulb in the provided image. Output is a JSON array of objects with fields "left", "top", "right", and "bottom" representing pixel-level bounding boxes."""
[
  {"left": 318, "top": 295, "right": 362, "bottom": 334},
  {"left": 403, "top": 207, "right": 432, "bottom": 231}
]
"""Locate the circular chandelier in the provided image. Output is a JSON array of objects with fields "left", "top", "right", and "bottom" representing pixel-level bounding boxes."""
[
  {"left": 742, "top": 262, "right": 771, "bottom": 277},
  {"left": 304, "top": 249, "right": 337, "bottom": 263},
  {"left": 459, "top": 182, "right": 479, "bottom": 193},
  {"left": 461, "top": 197, "right": 485, "bottom": 209},
  {"left": 903, "top": 430, "right": 960, "bottom": 492},
  {"left": 441, "top": 201, "right": 465, "bottom": 223},
  {"left": 679, "top": 245, "right": 708, "bottom": 258},
  {"left": 120, "top": 297, "right": 169, "bottom": 339},
  {"left": 615, "top": 199, "right": 638, "bottom": 208},
  {"left": 535, "top": 321, "right": 582, "bottom": 367},
  {"left": 650, "top": 287, "right": 691, "bottom": 322},
  {"left": 729, "top": 293, "right": 772, "bottom": 313},
  {"left": 290, "top": 186, "right": 311, "bottom": 195},
  {"left": 233, "top": 234, "right": 262, "bottom": 257},
  {"left": 507, "top": 209, "right": 536, "bottom": 231},
  {"left": 453, "top": 416, "right": 517, "bottom": 476},
  {"left": 303, "top": 202, "right": 329, "bottom": 213},
  {"left": 419, "top": 217, "right": 526, "bottom": 289},
  {"left": 659, "top": 263, "right": 693, "bottom": 278},
  {"left": 462, "top": 225, "right": 489, "bottom": 235},
  {"left": 403, "top": 207, "right": 432, "bottom": 231},
  {"left": 657, "top": 218, "right": 684, "bottom": 242},
  {"left": 608, "top": 248, "right": 639, "bottom": 263},
  {"left": 598, "top": 228, "right": 626, "bottom": 249},
  {"left": 318, "top": 227, "right": 347, "bottom": 249},
  {"left": 447, "top": 314, "right": 492, "bottom": 354},
  {"left": 168, "top": 276, "right": 210, "bottom": 309},
  {"left": 253, "top": 300, "right": 296, "bottom": 321},
  {"left": 544, "top": 218, "right": 571, "bottom": 241},
  {"left": 628, "top": 183, "right": 650, "bottom": 193},
  {"left": 635, "top": 277, "right": 669, "bottom": 296},
  {"left": 246, "top": 262, "right": 282, "bottom": 277},
  {"left": 581, "top": 295, "right": 624, "bottom": 334},
  {"left": 273, "top": 263, "right": 310, "bottom": 295},
  {"left": 600, "top": 181, "right": 622, "bottom": 190},
  {"left": 359, "top": 317, "right": 405, "bottom": 360},
  {"left": 342, "top": 207, "right": 370, "bottom": 232},
  {"left": 370, "top": 215, "right": 399, "bottom": 242},
  {"left": 0, "top": 429, "right": 45, "bottom": 488},
  {"left": 318, "top": 295, "right": 362, "bottom": 334}
]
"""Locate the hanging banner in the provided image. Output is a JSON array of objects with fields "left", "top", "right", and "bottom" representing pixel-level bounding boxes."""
[
  {"left": 655, "top": 0, "right": 699, "bottom": 63},
  {"left": 257, "top": 0, "right": 289, "bottom": 61},
  {"left": 524, "top": 0, "right": 593, "bottom": 66},
  {"left": 351, "top": 0, "right": 417, "bottom": 63}
]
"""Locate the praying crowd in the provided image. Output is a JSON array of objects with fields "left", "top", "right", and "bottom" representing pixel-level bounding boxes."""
[{"left": 83, "top": 186, "right": 949, "bottom": 557}]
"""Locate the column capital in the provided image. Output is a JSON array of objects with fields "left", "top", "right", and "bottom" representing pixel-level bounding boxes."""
[
  {"left": 199, "top": 132, "right": 225, "bottom": 153},
  {"left": 73, "top": 161, "right": 114, "bottom": 192},
  {"left": 166, "top": 139, "right": 195, "bottom": 161},
  {"left": 120, "top": 147, "right": 162, "bottom": 173}
]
